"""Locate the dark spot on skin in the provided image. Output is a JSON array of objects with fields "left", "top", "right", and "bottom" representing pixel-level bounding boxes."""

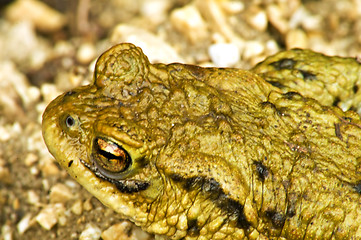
[
  {"left": 299, "top": 70, "right": 317, "bottom": 80},
  {"left": 353, "top": 85, "right": 359, "bottom": 93},
  {"left": 266, "top": 81, "right": 286, "bottom": 89},
  {"left": 188, "top": 64, "right": 206, "bottom": 79},
  {"left": 64, "top": 90, "right": 76, "bottom": 97},
  {"left": 187, "top": 219, "right": 200, "bottom": 237},
  {"left": 265, "top": 210, "right": 286, "bottom": 229},
  {"left": 334, "top": 123, "right": 343, "bottom": 141},
  {"left": 283, "top": 92, "right": 300, "bottom": 100},
  {"left": 68, "top": 160, "right": 73, "bottom": 168},
  {"left": 254, "top": 161, "right": 269, "bottom": 182},
  {"left": 113, "top": 181, "right": 150, "bottom": 193},
  {"left": 332, "top": 97, "right": 341, "bottom": 107},
  {"left": 352, "top": 181, "right": 361, "bottom": 194},
  {"left": 169, "top": 174, "right": 251, "bottom": 230},
  {"left": 270, "top": 58, "right": 296, "bottom": 70},
  {"left": 260, "top": 101, "right": 276, "bottom": 110}
]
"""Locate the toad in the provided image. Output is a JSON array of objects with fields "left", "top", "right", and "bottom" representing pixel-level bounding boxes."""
[{"left": 42, "top": 43, "right": 361, "bottom": 239}]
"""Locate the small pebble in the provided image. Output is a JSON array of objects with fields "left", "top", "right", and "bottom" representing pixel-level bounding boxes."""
[
  {"left": 267, "top": 4, "right": 289, "bottom": 34},
  {"left": 79, "top": 223, "right": 102, "bottom": 240},
  {"left": 71, "top": 199, "right": 83, "bottom": 215},
  {"left": 17, "top": 214, "right": 34, "bottom": 234},
  {"left": 285, "top": 29, "right": 308, "bottom": 49},
  {"left": 243, "top": 41, "right": 265, "bottom": 60},
  {"left": 220, "top": 1, "right": 244, "bottom": 14},
  {"left": 246, "top": 8, "right": 268, "bottom": 32},
  {"left": 35, "top": 203, "right": 65, "bottom": 230},
  {"left": 76, "top": 43, "right": 96, "bottom": 64},
  {"left": 49, "top": 183, "right": 73, "bottom": 203},
  {"left": 111, "top": 24, "right": 183, "bottom": 63},
  {"left": 208, "top": 43, "right": 240, "bottom": 67},
  {"left": 5, "top": 0, "right": 66, "bottom": 32},
  {"left": 170, "top": 5, "right": 208, "bottom": 43},
  {"left": 140, "top": 0, "right": 171, "bottom": 25},
  {"left": 41, "top": 83, "right": 62, "bottom": 104},
  {"left": 25, "top": 152, "right": 39, "bottom": 166},
  {"left": 27, "top": 190, "right": 40, "bottom": 206},
  {"left": 101, "top": 221, "right": 150, "bottom": 240},
  {"left": 83, "top": 198, "right": 93, "bottom": 211},
  {"left": 41, "top": 161, "right": 60, "bottom": 177}
]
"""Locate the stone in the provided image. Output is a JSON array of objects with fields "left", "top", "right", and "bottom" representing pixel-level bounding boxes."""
[
  {"left": 170, "top": 4, "right": 208, "bottom": 43},
  {"left": 5, "top": 0, "right": 66, "bottom": 32},
  {"left": 208, "top": 43, "right": 240, "bottom": 67}
]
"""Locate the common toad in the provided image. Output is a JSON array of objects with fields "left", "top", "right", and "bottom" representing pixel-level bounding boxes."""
[{"left": 42, "top": 43, "right": 361, "bottom": 239}]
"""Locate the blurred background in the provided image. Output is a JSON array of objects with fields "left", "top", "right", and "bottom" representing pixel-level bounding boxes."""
[{"left": 0, "top": 0, "right": 360, "bottom": 239}]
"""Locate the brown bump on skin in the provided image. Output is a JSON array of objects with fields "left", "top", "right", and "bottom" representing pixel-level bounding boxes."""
[
  {"left": 265, "top": 210, "right": 286, "bottom": 229},
  {"left": 353, "top": 85, "right": 359, "bottom": 93},
  {"left": 299, "top": 70, "right": 317, "bottom": 81},
  {"left": 270, "top": 58, "right": 296, "bottom": 70},
  {"left": 334, "top": 123, "right": 343, "bottom": 140},
  {"left": 187, "top": 219, "right": 200, "bottom": 237},
  {"left": 266, "top": 81, "right": 286, "bottom": 89},
  {"left": 254, "top": 161, "right": 269, "bottom": 182},
  {"left": 352, "top": 181, "right": 361, "bottom": 194}
]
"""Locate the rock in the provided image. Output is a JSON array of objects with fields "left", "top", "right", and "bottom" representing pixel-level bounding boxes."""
[
  {"left": 79, "top": 223, "right": 102, "bottom": 240},
  {"left": 243, "top": 41, "right": 265, "bottom": 60},
  {"left": 35, "top": 203, "right": 66, "bottom": 230},
  {"left": 24, "top": 152, "right": 39, "bottom": 166},
  {"left": 27, "top": 190, "right": 40, "bottom": 206},
  {"left": 101, "top": 221, "right": 151, "bottom": 240},
  {"left": 267, "top": 4, "right": 289, "bottom": 34},
  {"left": 110, "top": 24, "right": 183, "bottom": 63},
  {"left": 246, "top": 8, "right": 268, "bottom": 32},
  {"left": 208, "top": 43, "right": 240, "bottom": 67},
  {"left": 0, "top": 21, "right": 51, "bottom": 70},
  {"left": 285, "top": 28, "right": 308, "bottom": 49},
  {"left": 49, "top": 183, "right": 73, "bottom": 203},
  {"left": 71, "top": 199, "right": 83, "bottom": 215},
  {"left": 17, "top": 214, "right": 35, "bottom": 234},
  {"left": 76, "top": 43, "right": 97, "bottom": 64},
  {"left": 83, "top": 198, "right": 93, "bottom": 211},
  {"left": 5, "top": 0, "right": 66, "bottom": 33},
  {"left": 170, "top": 4, "right": 208, "bottom": 43},
  {"left": 140, "top": 0, "right": 171, "bottom": 25}
]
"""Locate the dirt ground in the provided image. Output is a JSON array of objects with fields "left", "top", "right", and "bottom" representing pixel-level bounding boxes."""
[{"left": 1, "top": 0, "right": 360, "bottom": 239}]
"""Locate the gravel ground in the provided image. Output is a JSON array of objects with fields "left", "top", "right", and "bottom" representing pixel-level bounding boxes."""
[{"left": 1, "top": 0, "right": 360, "bottom": 239}]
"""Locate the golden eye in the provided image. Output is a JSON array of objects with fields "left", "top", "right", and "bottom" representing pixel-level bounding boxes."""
[{"left": 93, "top": 137, "right": 131, "bottom": 179}]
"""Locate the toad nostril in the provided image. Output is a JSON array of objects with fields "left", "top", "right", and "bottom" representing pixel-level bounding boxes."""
[{"left": 65, "top": 115, "right": 75, "bottom": 127}]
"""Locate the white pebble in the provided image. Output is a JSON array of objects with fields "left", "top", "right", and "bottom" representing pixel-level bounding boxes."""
[
  {"left": 247, "top": 9, "right": 268, "bottom": 32},
  {"left": 111, "top": 24, "right": 183, "bottom": 63},
  {"left": 36, "top": 208, "right": 56, "bottom": 229},
  {"left": 79, "top": 223, "right": 102, "bottom": 240},
  {"left": 17, "top": 214, "right": 34, "bottom": 234},
  {"left": 170, "top": 5, "right": 208, "bottom": 43},
  {"left": 5, "top": 0, "right": 66, "bottom": 32},
  {"left": 76, "top": 43, "right": 96, "bottom": 64},
  {"left": 243, "top": 41, "right": 265, "bottom": 60},
  {"left": 208, "top": 43, "right": 240, "bottom": 67},
  {"left": 49, "top": 183, "right": 74, "bottom": 203}
]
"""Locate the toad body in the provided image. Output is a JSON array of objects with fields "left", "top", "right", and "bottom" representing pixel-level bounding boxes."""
[{"left": 42, "top": 43, "right": 361, "bottom": 239}]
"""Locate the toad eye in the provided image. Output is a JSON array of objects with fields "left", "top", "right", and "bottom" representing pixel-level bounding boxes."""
[{"left": 92, "top": 137, "right": 132, "bottom": 179}]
